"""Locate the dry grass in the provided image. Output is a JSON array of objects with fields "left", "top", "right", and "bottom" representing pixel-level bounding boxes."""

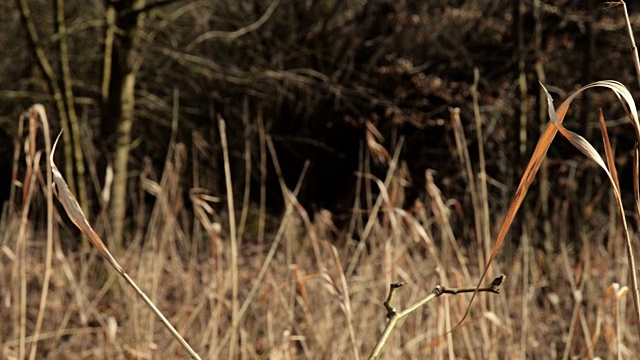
[
  {"left": 3, "top": 100, "right": 640, "bottom": 359},
  {"left": 5, "top": 3, "right": 640, "bottom": 358}
]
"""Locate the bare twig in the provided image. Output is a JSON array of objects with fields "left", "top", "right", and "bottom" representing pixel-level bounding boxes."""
[
  {"left": 186, "top": 0, "right": 281, "bottom": 50},
  {"left": 369, "top": 275, "right": 505, "bottom": 360}
]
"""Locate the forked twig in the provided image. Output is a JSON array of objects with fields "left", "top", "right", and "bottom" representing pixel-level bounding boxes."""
[
  {"left": 49, "top": 131, "right": 201, "bottom": 360},
  {"left": 369, "top": 275, "right": 505, "bottom": 360}
]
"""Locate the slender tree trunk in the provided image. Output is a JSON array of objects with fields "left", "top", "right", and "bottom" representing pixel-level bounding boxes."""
[
  {"left": 514, "top": 0, "right": 528, "bottom": 158},
  {"left": 17, "top": 0, "right": 75, "bottom": 195},
  {"left": 579, "top": 0, "right": 595, "bottom": 213},
  {"left": 580, "top": 0, "right": 595, "bottom": 140},
  {"left": 19, "top": 0, "right": 92, "bottom": 239},
  {"left": 102, "top": 0, "right": 146, "bottom": 247},
  {"left": 55, "top": 0, "right": 89, "bottom": 222},
  {"left": 533, "top": 0, "right": 552, "bottom": 263}
]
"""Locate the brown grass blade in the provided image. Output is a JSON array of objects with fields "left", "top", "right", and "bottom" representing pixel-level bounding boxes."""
[
  {"left": 589, "top": 283, "right": 619, "bottom": 355},
  {"left": 542, "top": 82, "right": 640, "bottom": 336},
  {"left": 365, "top": 120, "right": 390, "bottom": 164},
  {"left": 49, "top": 131, "right": 202, "bottom": 360},
  {"left": 22, "top": 114, "right": 39, "bottom": 207},
  {"left": 26, "top": 104, "right": 53, "bottom": 360},
  {"left": 598, "top": 109, "right": 620, "bottom": 189},
  {"left": 50, "top": 132, "right": 118, "bottom": 269},
  {"left": 634, "top": 144, "right": 640, "bottom": 229},
  {"left": 17, "top": 150, "right": 41, "bottom": 359},
  {"left": 454, "top": 80, "right": 640, "bottom": 334}
]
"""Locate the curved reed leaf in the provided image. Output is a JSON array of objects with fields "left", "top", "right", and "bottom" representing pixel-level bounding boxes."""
[
  {"left": 455, "top": 80, "right": 640, "bottom": 336},
  {"left": 50, "top": 131, "right": 202, "bottom": 360}
]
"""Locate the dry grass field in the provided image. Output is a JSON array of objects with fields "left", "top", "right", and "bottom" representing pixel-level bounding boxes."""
[
  {"left": 4, "top": 2, "right": 640, "bottom": 359},
  {"left": 3, "top": 89, "right": 640, "bottom": 360}
]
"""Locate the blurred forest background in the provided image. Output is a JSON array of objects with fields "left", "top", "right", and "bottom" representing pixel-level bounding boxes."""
[
  {"left": 4, "top": 0, "right": 640, "bottom": 358},
  {"left": 0, "top": 0, "right": 638, "bottom": 246}
]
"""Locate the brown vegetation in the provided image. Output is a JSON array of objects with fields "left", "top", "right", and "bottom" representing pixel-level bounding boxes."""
[{"left": 3, "top": 0, "right": 640, "bottom": 359}]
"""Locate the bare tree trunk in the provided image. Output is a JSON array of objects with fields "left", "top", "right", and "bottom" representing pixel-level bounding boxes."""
[
  {"left": 533, "top": 0, "right": 552, "bottom": 263},
  {"left": 55, "top": 0, "right": 89, "bottom": 223},
  {"left": 580, "top": 0, "right": 595, "bottom": 140},
  {"left": 18, "top": 0, "right": 90, "bottom": 231},
  {"left": 578, "top": 0, "right": 595, "bottom": 212},
  {"left": 17, "top": 0, "right": 75, "bottom": 195},
  {"left": 102, "top": 0, "right": 147, "bottom": 247},
  {"left": 514, "top": 0, "right": 528, "bottom": 158}
]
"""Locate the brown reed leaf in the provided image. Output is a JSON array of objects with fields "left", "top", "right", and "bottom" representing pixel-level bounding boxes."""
[
  {"left": 49, "top": 131, "right": 202, "bottom": 359},
  {"left": 598, "top": 109, "right": 620, "bottom": 189},
  {"left": 365, "top": 120, "right": 390, "bottom": 164},
  {"left": 456, "top": 80, "right": 640, "bottom": 334},
  {"left": 22, "top": 113, "right": 39, "bottom": 206},
  {"left": 590, "top": 282, "right": 624, "bottom": 352},
  {"left": 50, "top": 132, "right": 121, "bottom": 270}
]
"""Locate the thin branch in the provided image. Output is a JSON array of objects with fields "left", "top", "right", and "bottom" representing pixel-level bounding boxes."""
[
  {"left": 369, "top": 275, "right": 506, "bottom": 360},
  {"left": 186, "top": 0, "right": 281, "bottom": 50},
  {"left": 122, "top": 0, "right": 186, "bottom": 17}
]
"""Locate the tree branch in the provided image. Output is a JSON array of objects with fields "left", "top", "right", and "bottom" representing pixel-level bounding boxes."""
[{"left": 369, "top": 274, "right": 506, "bottom": 360}]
